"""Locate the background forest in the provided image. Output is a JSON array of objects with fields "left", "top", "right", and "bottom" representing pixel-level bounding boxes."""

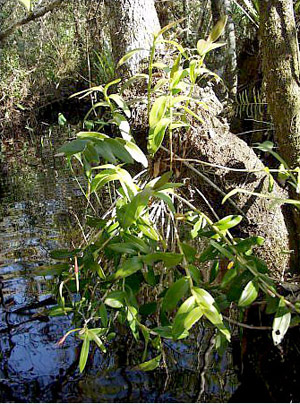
[{"left": 1, "top": 0, "right": 300, "bottom": 402}]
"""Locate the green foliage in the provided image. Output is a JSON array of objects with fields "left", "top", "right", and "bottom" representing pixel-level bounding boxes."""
[{"left": 50, "top": 22, "right": 299, "bottom": 374}]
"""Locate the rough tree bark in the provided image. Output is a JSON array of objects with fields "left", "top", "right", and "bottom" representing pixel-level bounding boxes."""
[
  {"left": 259, "top": 0, "right": 300, "bottom": 169},
  {"left": 103, "top": 0, "right": 161, "bottom": 75}
]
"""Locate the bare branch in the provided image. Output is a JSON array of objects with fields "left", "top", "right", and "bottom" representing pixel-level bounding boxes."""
[{"left": 0, "top": 0, "right": 66, "bottom": 43}]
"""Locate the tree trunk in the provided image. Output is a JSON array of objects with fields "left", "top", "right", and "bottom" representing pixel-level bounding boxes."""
[
  {"left": 259, "top": 0, "right": 300, "bottom": 169},
  {"left": 104, "top": 0, "right": 161, "bottom": 75},
  {"left": 211, "top": 0, "right": 237, "bottom": 98}
]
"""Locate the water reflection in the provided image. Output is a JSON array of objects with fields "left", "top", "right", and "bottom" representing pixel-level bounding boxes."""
[{"left": 0, "top": 130, "right": 239, "bottom": 402}]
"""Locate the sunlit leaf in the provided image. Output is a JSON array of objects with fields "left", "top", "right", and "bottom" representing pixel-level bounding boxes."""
[
  {"left": 18, "top": 0, "right": 31, "bottom": 11},
  {"left": 208, "top": 15, "right": 228, "bottom": 42},
  {"left": 272, "top": 298, "right": 291, "bottom": 346},
  {"left": 117, "top": 48, "right": 146, "bottom": 67},
  {"left": 149, "top": 96, "right": 168, "bottom": 129},
  {"left": 213, "top": 215, "right": 242, "bottom": 231},
  {"left": 109, "top": 94, "right": 131, "bottom": 117},
  {"left": 114, "top": 256, "right": 143, "bottom": 279},
  {"left": 137, "top": 354, "right": 161, "bottom": 371},
  {"left": 105, "top": 291, "right": 125, "bottom": 308},
  {"left": 148, "top": 117, "right": 171, "bottom": 155},
  {"left": 79, "top": 333, "right": 90, "bottom": 373},
  {"left": 238, "top": 280, "right": 259, "bottom": 307}
]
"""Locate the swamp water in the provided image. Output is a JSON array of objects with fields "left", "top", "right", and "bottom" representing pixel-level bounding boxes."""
[{"left": 0, "top": 130, "right": 239, "bottom": 402}]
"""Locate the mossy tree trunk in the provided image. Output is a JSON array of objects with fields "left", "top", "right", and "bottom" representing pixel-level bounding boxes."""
[
  {"left": 259, "top": 0, "right": 300, "bottom": 169},
  {"left": 103, "top": 0, "right": 161, "bottom": 75}
]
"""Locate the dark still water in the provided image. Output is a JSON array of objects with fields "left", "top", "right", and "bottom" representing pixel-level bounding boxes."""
[{"left": 0, "top": 130, "right": 239, "bottom": 402}]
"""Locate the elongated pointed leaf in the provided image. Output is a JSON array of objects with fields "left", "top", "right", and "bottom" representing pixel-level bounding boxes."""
[
  {"left": 123, "top": 140, "right": 148, "bottom": 168},
  {"left": 142, "top": 252, "right": 183, "bottom": 268},
  {"left": 272, "top": 298, "right": 291, "bottom": 346},
  {"left": 172, "top": 306, "right": 203, "bottom": 339},
  {"left": 208, "top": 15, "right": 228, "bottom": 42},
  {"left": 238, "top": 280, "right": 259, "bottom": 307},
  {"left": 148, "top": 117, "right": 171, "bottom": 155},
  {"left": 79, "top": 333, "right": 90, "bottom": 373},
  {"left": 117, "top": 48, "right": 146, "bottom": 67},
  {"left": 89, "top": 330, "right": 107, "bottom": 352},
  {"left": 105, "top": 291, "right": 125, "bottom": 308},
  {"left": 214, "top": 215, "right": 242, "bottom": 231},
  {"left": 149, "top": 96, "right": 168, "bottom": 128},
  {"left": 138, "top": 354, "right": 161, "bottom": 371},
  {"left": 122, "top": 189, "right": 153, "bottom": 228},
  {"left": 114, "top": 256, "right": 143, "bottom": 279},
  {"left": 110, "top": 94, "right": 131, "bottom": 117},
  {"left": 19, "top": 0, "right": 31, "bottom": 11},
  {"left": 162, "top": 277, "right": 189, "bottom": 312},
  {"left": 99, "top": 303, "right": 108, "bottom": 327}
]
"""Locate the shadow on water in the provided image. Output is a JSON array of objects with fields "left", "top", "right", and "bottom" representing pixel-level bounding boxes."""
[{"left": 0, "top": 128, "right": 240, "bottom": 402}]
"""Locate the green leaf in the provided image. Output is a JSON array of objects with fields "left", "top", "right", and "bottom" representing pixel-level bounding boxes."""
[
  {"left": 210, "top": 240, "right": 235, "bottom": 260},
  {"left": 48, "top": 306, "right": 73, "bottom": 316},
  {"left": 192, "top": 287, "right": 230, "bottom": 341},
  {"left": 152, "top": 171, "right": 173, "bottom": 190},
  {"left": 172, "top": 306, "right": 203, "bottom": 339},
  {"left": 198, "top": 245, "right": 217, "bottom": 262},
  {"left": 138, "top": 354, "right": 161, "bottom": 371},
  {"left": 79, "top": 333, "right": 90, "bottom": 373},
  {"left": 220, "top": 265, "right": 238, "bottom": 288},
  {"left": 155, "top": 17, "right": 185, "bottom": 37},
  {"left": 138, "top": 222, "right": 159, "bottom": 241},
  {"left": 109, "top": 94, "right": 131, "bottom": 117},
  {"left": 140, "top": 302, "right": 158, "bottom": 316},
  {"left": 154, "top": 191, "right": 175, "bottom": 213},
  {"left": 58, "top": 139, "right": 88, "bottom": 155},
  {"left": 122, "top": 189, "right": 153, "bottom": 228},
  {"left": 142, "top": 252, "right": 183, "bottom": 268},
  {"left": 149, "top": 96, "right": 168, "bottom": 128},
  {"left": 112, "top": 113, "right": 131, "bottom": 141},
  {"left": 123, "top": 234, "right": 150, "bottom": 253},
  {"left": 148, "top": 117, "right": 171, "bottom": 155},
  {"left": 208, "top": 15, "right": 228, "bottom": 42},
  {"left": 188, "top": 264, "right": 202, "bottom": 284},
  {"left": 117, "top": 48, "right": 146, "bottom": 67},
  {"left": 58, "top": 113, "right": 67, "bottom": 126},
  {"left": 108, "top": 242, "right": 138, "bottom": 254},
  {"left": 162, "top": 277, "right": 189, "bottom": 312},
  {"left": 180, "top": 242, "right": 197, "bottom": 263},
  {"left": 106, "top": 138, "right": 134, "bottom": 164},
  {"left": 34, "top": 263, "right": 69, "bottom": 276},
  {"left": 89, "top": 330, "right": 107, "bottom": 352},
  {"left": 272, "top": 298, "right": 291, "bottom": 346},
  {"left": 233, "top": 236, "right": 265, "bottom": 254},
  {"left": 238, "top": 280, "right": 259, "bottom": 307},
  {"left": 114, "top": 256, "right": 143, "bottom": 279},
  {"left": 105, "top": 291, "right": 125, "bottom": 308},
  {"left": 99, "top": 303, "right": 108, "bottom": 327},
  {"left": 213, "top": 215, "right": 242, "bottom": 231},
  {"left": 123, "top": 140, "right": 148, "bottom": 168},
  {"left": 121, "top": 74, "right": 148, "bottom": 92}
]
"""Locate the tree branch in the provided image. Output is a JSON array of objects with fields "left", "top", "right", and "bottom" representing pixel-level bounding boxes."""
[{"left": 0, "top": 0, "right": 65, "bottom": 43}]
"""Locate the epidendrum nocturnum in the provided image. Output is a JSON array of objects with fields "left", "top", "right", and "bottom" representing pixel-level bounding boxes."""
[{"left": 40, "top": 18, "right": 300, "bottom": 372}]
